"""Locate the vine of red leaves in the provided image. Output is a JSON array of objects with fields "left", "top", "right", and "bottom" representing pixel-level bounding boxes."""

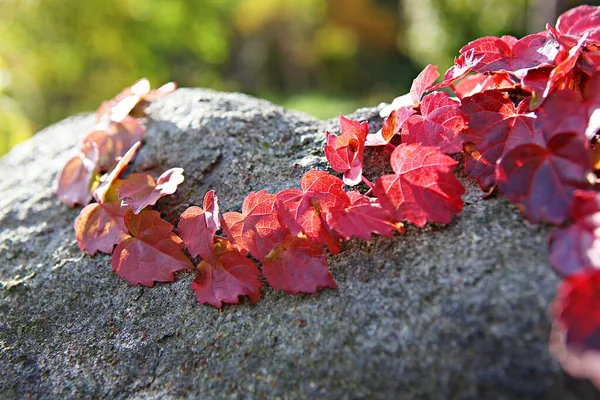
[{"left": 54, "top": 6, "right": 600, "bottom": 386}]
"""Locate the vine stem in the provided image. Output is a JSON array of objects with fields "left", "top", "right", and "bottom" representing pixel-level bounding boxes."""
[
  {"left": 449, "top": 83, "right": 462, "bottom": 100},
  {"left": 386, "top": 143, "right": 397, "bottom": 151},
  {"left": 361, "top": 175, "right": 374, "bottom": 188}
]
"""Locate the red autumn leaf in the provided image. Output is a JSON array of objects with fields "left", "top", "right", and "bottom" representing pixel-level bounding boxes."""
[
  {"left": 548, "top": 190, "right": 600, "bottom": 276},
  {"left": 222, "top": 190, "right": 288, "bottom": 261},
  {"left": 93, "top": 141, "right": 141, "bottom": 203},
  {"left": 326, "top": 191, "right": 405, "bottom": 240},
  {"left": 541, "top": 34, "right": 587, "bottom": 101},
  {"left": 496, "top": 140, "right": 590, "bottom": 225},
  {"left": 401, "top": 91, "right": 467, "bottom": 154},
  {"left": 554, "top": 5, "right": 600, "bottom": 46},
  {"left": 118, "top": 168, "right": 185, "bottom": 214},
  {"left": 178, "top": 190, "right": 221, "bottom": 264},
  {"left": 111, "top": 208, "right": 193, "bottom": 287},
  {"left": 460, "top": 90, "right": 538, "bottom": 190},
  {"left": 275, "top": 170, "right": 349, "bottom": 254},
  {"left": 373, "top": 143, "right": 465, "bottom": 227},
  {"left": 96, "top": 78, "right": 177, "bottom": 122},
  {"left": 74, "top": 201, "right": 130, "bottom": 255},
  {"left": 457, "top": 33, "right": 559, "bottom": 78},
  {"left": 496, "top": 87, "right": 592, "bottom": 224},
  {"left": 549, "top": 268, "right": 600, "bottom": 389},
  {"left": 191, "top": 238, "right": 261, "bottom": 308},
  {"left": 366, "top": 107, "right": 415, "bottom": 147},
  {"left": 429, "top": 49, "right": 485, "bottom": 91},
  {"left": 55, "top": 143, "right": 99, "bottom": 207},
  {"left": 453, "top": 72, "right": 514, "bottom": 98},
  {"left": 379, "top": 64, "right": 439, "bottom": 119},
  {"left": 262, "top": 234, "right": 336, "bottom": 295},
  {"left": 82, "top": 117, "right": 145, "bottom": 171},
  {"left": 324, "top": 115, "right": 369, "bottom": 185}
]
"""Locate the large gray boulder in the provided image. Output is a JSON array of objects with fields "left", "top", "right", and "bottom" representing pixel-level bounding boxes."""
[{"left": 0, "top": 89, "right": 596, "bottom": 399}]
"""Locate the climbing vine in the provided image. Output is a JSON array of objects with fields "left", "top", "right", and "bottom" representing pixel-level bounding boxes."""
[{"left": 55, "top": 5, "right": 600, "bottom": 387}]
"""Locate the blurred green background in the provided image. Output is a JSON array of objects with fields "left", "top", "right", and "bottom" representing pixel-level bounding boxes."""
[{"left": 0, "top": 0, "right": 596, "bottom": 156}]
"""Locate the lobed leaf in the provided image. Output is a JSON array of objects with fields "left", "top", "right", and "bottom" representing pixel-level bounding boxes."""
[
  {"left": 74, "top": 202, "right": 130, "bottom": 255},
  {"left": 118, "top": 167, "right": 184, "bottom": 214}
]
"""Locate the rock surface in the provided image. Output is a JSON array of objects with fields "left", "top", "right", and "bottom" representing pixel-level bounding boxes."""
[{"left": 0, "top": 89, "right": 597, "bottom": 399}]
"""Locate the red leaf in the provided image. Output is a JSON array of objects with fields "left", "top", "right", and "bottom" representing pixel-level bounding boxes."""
[
  {"left": 373, "top": 143, "right": 465, "bottom": 227},
  {"left": 191, "top": 238, "right": 261, "bottom": 308},
  {"left": 111, "top": 208, "right": 193, "bottom": 286},
  {"left": 275, "top": 170, "right": 349, "bottom": 253},
  {"left": 324, "top": 115, "right": 368, "bottom": 185},
  {"left": 326, "top": 191, "right": 405, "bottom": 240},
  {"left": 401, "top": 91, "right": 467, "bottom": 154},
  {"left": 178, "top": 190, "right": 221, "bottom": 264},
  {"left": 549, "top": 190, "right": 600, "bottom": 276},
  {"left": 82, "top": 117, "right": 145, "bottom": 171},
  {"left": 96, "top": 78, "right": 177, "bottom": 122},
  {"left": 430, "top": 49, "right": 485, "bottom": 91},
  {"left": 555, "top": 5, "right": 600, "bottom": 45},
  {"left": 55, "top": 144, "right": 99, "bottom": 207},
  {"left": 496, "top": 137, "right": 589, "bottom": 225},
  {"left": 262, "top": 234, "right": 336, "bottom": 295},
  {"left": 74, "top": 202, "right": 130, "bottom": 255},
  {"left": 460, "top": 90, "right": 538, "bottom": 190},
  {"left": 222, "top": 190, "right": 288, "bottom": 261},
  {"left": 93, "top": 141, "right": 141, "bottom": 203},
  {"left": 457, "top": 33, "right": 559, "bottom": 78},
  {"left": 118, "top": 168, "right": 184, "bottom": 214}
]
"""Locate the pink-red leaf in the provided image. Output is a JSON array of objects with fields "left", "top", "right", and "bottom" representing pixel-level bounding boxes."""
[
  {"left": 401, "top": 91, "right": 467, "bottom": 154},
  {"left": 118, "top": 168, "right": 184, "bottom": 214},
  {"left": 191, "top": 238, "right": 261, "bottom": 308},
  {"left": 82, "top": 117, "right": 145, "bottom": 171},
  {"left": 326, "top": 191, "right": 405, "bottom": 240},
  {"left": 453, "top": 72, "right": 514, "bottom": 98},
  {"left": 555, "top": 5, "right": 600, "bottom": 45},
  {"left": 222, "top": 190, "right": 288, "bottom": 261},
  {"left": 275, "top": 170, "right": 349, "bottom": 253},
  {"left": 111, "top": 209, "right": 193, "bottom": 287},
  {"left": 262, "top": 234, "right": 336, "bottom": 295},
  {"left": 324, "top": 115, "right": 368, "bottom": 185},
  {"left": 460, "top": 90, "right": 538, "bottom": 190},
  {"left": 74, "top": 202, "right": 130, "bottom": 255},
  {"left": 373, "top": 143, "right": 464, "bottom": 227},
  {"left": 178, "top": 190, "right": 221, "bottom": 264},
  {"left": 366, "top": 107, "right": 415, "bottom": 146},
  {"left": 55, "top": 144, "right": 99, "bottom": 207},
  {"left": 549, "top": 190, "right": 600, "bottom": 276}
]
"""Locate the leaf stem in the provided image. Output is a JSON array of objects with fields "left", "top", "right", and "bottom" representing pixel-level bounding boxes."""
[
  {"left": 386, "top": 143, "right": 397, "bottom": 151},
  {"left": 362, "top": 176, "right": 374, "bottom": 188},
  {"left": 449, "top": 83, "right": 462, "bottom": 100}
]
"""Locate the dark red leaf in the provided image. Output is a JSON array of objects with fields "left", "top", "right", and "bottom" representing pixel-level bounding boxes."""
[
  {"left": 401, "top": 91, "right": 467, "bottom": 154},
  {"left": 178, "top": 190, "right": 221, "bottom": 264},
  {"left": 262, "top": 234, "right": 336, "bottom": 295},
  {"left": 496, "top": 136, "right": 589, "bottom": 225},
  {"left": 275, "top": 170, "right": 349, "bottom": 253},
  {"left": 326, "top": 191, "right": 405, "bottom": 240},
  {"left": 111, "top": 209, "right": 193, "bottom": 286},
  {"left": 429, "top": 49, "right": 485, "bottom": 91},
  {"left": 549, "top": 190, "right": 600, "bottom": 276},
  {"left": 373, "top": 143, "right": 465, "bottom": 227},
  {"left": 222, "top": 190, "right": 288, "bottom": 261},
  {"left": 460, "top": 90, "right": 538, "bottom": 190},
  {"left": 74, "top": 202, "right": 130, "bottom": 255},
  {"left": 324, "top": 115, "right": 368, "bottom": 185},
  {"left": 191, "top": 238, "right": 261, "bottom": 308},
  {"left": 118, "top": 168, "right": 185, "bottom": 214},
  {"left": 55, "top": 144, "right": 99, "bottom": 207}
]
